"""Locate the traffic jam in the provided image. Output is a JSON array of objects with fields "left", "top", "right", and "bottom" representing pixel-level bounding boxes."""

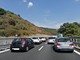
[{"left": 10, "top": 34, "right": 74, "bottom": 53}]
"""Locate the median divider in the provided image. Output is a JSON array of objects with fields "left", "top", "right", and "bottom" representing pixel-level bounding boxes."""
[
  {"left": 74, "top": 42, "right": 80, "bottom": 50},
  {"left": 0, "top": 38, "right": 13, "bottom": 51},
  {"left": 0, "top": 44, "right": 10, "bottom": 51}
]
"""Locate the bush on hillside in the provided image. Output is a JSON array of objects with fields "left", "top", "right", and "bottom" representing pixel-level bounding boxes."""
[{"left": 0, "top": 8, "right": 6, "bottom": 15}]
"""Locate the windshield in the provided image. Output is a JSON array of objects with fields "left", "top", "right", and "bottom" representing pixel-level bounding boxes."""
[
  {"left": 57, "top": 38, "right": 72, "bottom": 42},
  {"left": 13, "top": 38, "right": 26, "bottom": 42},
  {"left": 32, "top": 37, "right": 38, "bottom": 39},
  {"left": 48, "top": 37, "right": 56, "bottom": 39},
  {"left": 39, "top": 37, "right": 45, "bottom": 39}
]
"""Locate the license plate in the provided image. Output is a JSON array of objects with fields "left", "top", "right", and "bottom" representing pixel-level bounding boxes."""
[
  {"left": 62, "top": 44, "right": 69, "bottom": 46},
  {"left": 12, "top": 48, "right": 19, "bottom": 50}
]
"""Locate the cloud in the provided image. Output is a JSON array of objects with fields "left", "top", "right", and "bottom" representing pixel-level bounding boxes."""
[
  {"left": 74, "top": 0, "right": 80, "bottom": 2},
  {"left": 28, "top": 2, "right": 33, "bottom": 8},
  {"left": 22, "top": 0, "right": 27, "bottom": 2}
]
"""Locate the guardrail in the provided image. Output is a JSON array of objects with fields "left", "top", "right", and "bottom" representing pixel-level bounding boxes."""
[
  {"left": 73, "top": 39, "right": 80, "bottom": 49},
  {"left": 74, "top": 42, "right": 80, "bottom": 49},
  {"left": 0, "top": 38, "right": 14, "bottom": 51}
]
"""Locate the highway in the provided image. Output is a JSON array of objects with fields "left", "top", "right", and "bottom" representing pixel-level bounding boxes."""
[{"left": 0, "top": 42, "right": 80, "bottom": 60}]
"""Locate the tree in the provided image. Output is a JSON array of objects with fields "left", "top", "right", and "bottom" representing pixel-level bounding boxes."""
[
  {"left": 58, "top": 22, "right": 80, "bottom": 36},
  {"left": 0, "top": 8, "right": 6, "bottom": 15}
]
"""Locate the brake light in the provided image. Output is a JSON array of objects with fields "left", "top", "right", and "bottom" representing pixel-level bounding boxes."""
[
  {"left": 70, "top": 43, "right": 74, "bottom": 46},
  {"left": 56, "top": 42, "right": 60, "bottom": 46},
  {"left": 22, "top": 40, "right": 26, "bottom": 47}
]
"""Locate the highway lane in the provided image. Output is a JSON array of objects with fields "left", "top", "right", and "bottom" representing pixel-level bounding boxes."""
[{"left": 0, "top": 42, "right": 80, "bottom": 60}]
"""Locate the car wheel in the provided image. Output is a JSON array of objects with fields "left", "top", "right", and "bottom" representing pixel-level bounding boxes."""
[
  {"left": 11, "top": 50, "right": 14, "bottom": 52},
  {"left": 70, "top": 50, "right": 73, "bottom": 53}
]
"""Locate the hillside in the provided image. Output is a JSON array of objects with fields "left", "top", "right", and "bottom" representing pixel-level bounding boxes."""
[
  {"left": 41, "top": 27, "right": 58, "bottom": 34},
  {"left": 0, "top": 8, "right": 51, "bottom": 37}
]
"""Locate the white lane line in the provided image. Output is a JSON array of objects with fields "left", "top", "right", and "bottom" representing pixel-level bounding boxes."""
[
  {"left": 0, "top": 49, "right": 10, "bottom": 54},
  {"left": 38, "top": 46, "right": 44, "bottom": 51},
  {"left": 74, "top": 50, "right": 80, "bottom": 55}
]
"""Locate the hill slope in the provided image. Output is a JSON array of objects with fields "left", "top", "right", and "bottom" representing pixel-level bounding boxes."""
[
  {"left": 41, "top": 27, "right": 58, "bottom": 34},
  {"left": 0, "top": 8, "right": 51, "bottom": 37}
]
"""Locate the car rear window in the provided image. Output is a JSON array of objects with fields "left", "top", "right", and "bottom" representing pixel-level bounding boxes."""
[
  {"left": 13, "top": 38, "right": 20, "bottom": 41},
  {"left": 57, "top": 38, "right": 72, "bottom": 42},
  {"left": 26, "top": 38, "right": 31, "bottom": 41},
  {"left": 32, "top": 37, "right": 38, "bottom": 39},
  {"left": 39, "top": 37, "right": 44, "bottom": 39},
  {"left": 13, "top": 38, "right": 26, "bottom": 42},
  {"left": 48, "top": 37, "right": 55, "bottom": 39}
]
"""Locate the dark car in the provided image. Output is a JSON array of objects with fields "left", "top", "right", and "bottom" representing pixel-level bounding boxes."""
[{"left": 10, "top": 38, "right": 34, "bottom": 52}]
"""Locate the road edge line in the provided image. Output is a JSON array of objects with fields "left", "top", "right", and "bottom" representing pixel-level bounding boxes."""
[
  {"left": 0, "top": 49, "right": 10, "bottom": 54},
  {"left": 74, "top": 50, "right": 80, "bottom": 55}
]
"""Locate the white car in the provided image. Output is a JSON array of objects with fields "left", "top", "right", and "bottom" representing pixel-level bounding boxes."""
[
  {"left": 39, "top": 37, "right": 46, "bottom": 42},
  {"left": 47, "top": 37, "right": 56, "bottom": 44},
  {"left": 31, "top": 37, "right": 41, "bottom": 44}
]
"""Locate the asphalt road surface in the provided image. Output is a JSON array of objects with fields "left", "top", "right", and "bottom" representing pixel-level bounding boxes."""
[{"left": 0, "top": 42, "right": 80, "bottom": 60}]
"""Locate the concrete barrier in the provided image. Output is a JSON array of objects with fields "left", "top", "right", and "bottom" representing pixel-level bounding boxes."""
[{"left": 0, "top": 38, "right": 14, "bottom": 50}]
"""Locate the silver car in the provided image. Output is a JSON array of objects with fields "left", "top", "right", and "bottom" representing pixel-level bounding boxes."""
[
  {"left": 54, "top": 37, "right": 74, "bottom": 52},
  {"left": 47, "top": 37, "right": 56, "bottom": 44}
]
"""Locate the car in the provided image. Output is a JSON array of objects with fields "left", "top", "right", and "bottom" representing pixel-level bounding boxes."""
[
  {"left": 39, "top": 37, "right": 46, "bottom": 42},
  {"left": 47, "top": 37, "right": 56, "bottom": 44},
  {"left": 10, "top": 38, "right": 34, "bottom": 52},
  {"left": 53, "top": 37, "right": 74, "bottom": 52},
  {"left": 31, "top": 37, "right": 42, "bottom": 44}
]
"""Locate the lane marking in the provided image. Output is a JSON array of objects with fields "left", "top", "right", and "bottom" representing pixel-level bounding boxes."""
[
  {"left": 38, "top": 46, "right": 44, "bottom": 51},
  {"left": 74, "top": 50, "right": 80, "bottom": 55},
  {"left": 0, "top": 49, "right": 10, "bottom": 54}
]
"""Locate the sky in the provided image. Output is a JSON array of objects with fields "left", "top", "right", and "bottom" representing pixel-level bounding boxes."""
[{"left": 0, "top": 0, "right": 80, "bottom": 29}]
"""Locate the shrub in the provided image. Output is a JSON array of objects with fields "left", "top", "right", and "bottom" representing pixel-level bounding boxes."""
[{"left": 0, "top": 8, "right": 6, "bottom": 15}]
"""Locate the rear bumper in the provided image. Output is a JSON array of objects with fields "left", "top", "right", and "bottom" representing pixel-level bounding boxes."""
[
  {"left": 54, "top": 46, "right": 74, "bottom": 51},
  {"left": 10, "top": 46, "right": 26, "bottom": 51},
  {"left": 57, "top": 48, "right": 74, "bottom": 51}
]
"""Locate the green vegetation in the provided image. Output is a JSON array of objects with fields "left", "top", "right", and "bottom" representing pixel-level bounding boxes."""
[
  {"left": 0, "top": 8, "right": 6, "bottom": 15},
  {"left": 58, "top": 22, "right": 80, "bottom": 36},
  {"left": 41, "top": 27, "right": 58, "bottom": 34},
  {"left": 0, "top": 8, "right": 52, "bottom": 37}
]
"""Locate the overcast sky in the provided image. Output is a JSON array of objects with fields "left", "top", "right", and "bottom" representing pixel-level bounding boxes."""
[{"left": 0, "top": 0, "right": 80, "bottom": 29}]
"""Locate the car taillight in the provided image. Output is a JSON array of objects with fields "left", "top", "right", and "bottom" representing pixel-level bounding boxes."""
[
  {"left": 70, "top": 43, "right": 74, "bottom": 46},
  {"left": 22, "top": 40, "right": 26, "bottom": 47},
  {"left": 56, "top": 42, "right": 60, "bottom": 46}
]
